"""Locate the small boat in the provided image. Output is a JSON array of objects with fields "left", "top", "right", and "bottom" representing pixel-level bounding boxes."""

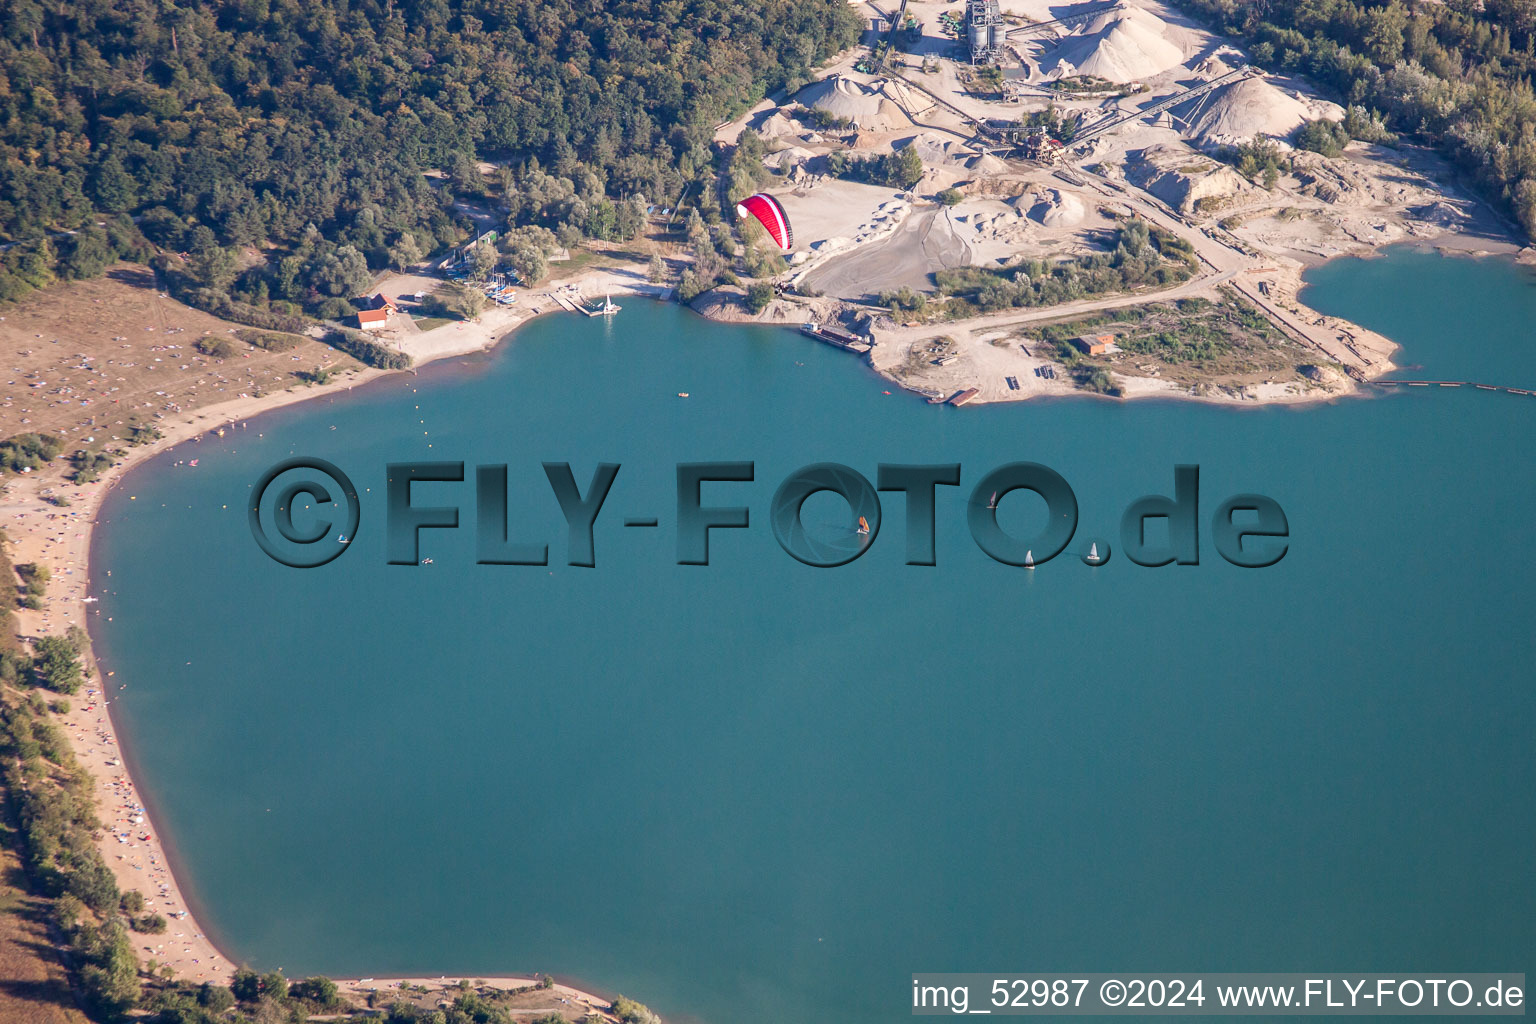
[
  {"left": 337, "top": 534, "right": 349, "bottom": 544},
  {"left": 856, "top": 515, "right": 870, "bottom": 536},
  {"left": 987, "top": 491, "right": 998, "bottom": 509},
  {"left": 420, "top": 557, "right": 433, "bottom": 565},
  {"left": 678, "top": 392, "right": 690, "bottom": 398},
  {"left": 1086, "top": 542, "right": 1100, "bottom": 562},
  {"left": 82, "top": 596, "right": 98, "bottom": 603},
  {"left": 1023, "top": 550, "right": 1035, "bottom": 569}
]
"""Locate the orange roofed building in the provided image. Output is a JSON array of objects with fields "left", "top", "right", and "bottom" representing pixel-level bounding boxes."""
[{"left": 1073, "top": 333, "right": 1115, "bottom": 356}]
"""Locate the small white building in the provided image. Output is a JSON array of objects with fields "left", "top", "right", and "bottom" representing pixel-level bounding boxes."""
[{"left": 356, "top": 309, "right": 389, "bottom": 331}]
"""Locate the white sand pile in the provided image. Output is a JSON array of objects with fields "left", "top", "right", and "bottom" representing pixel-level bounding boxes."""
[
  {"left": 1127, "top": 144, "right": 1248, "bottom": 211},
  {"left": 968, "top": 153, "right": 1010, "bottom": 175},
  {"left": 943, "top": 200, "right": 1039, "bottom": 268},
  {"left": 792, "top": 75, "right": 903, "bottom": 130},
  {"left": 897, "top": 133, "right": 973, "bottom": 167},
  {"left": 1048, "top": 8, "right": 1186, "bottom": 84},
  {"left": 758, "top": 112, "right": 799, "bottom": 139},
  {"left": 881, "top": 78, "right": 935, "bottom": 116},
  {"left": 763, "top": 145, "right": 817, "bottom": 171},
  {"left": 1026, "top": 189, "right": 1087, "bottom": 227},
  {"left": 1189, "top": 76, "right": 1338, "bottom": 144},
  {"left": 1193, "top": 49, "right": 1243, "bottom": 78}
]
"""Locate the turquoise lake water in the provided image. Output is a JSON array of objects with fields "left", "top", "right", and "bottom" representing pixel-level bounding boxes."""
[{"left": 93, "top": 247, "right": 1534, "bottom": 1022}]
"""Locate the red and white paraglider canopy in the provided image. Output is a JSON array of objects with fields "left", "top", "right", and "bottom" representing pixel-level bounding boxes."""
[{"left": 735, "top": 192, "right": 793, "bottom": 250}]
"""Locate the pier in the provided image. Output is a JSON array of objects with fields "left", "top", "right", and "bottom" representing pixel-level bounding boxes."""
[{"left": 548, "top": 290, "right": 621, "bottom": 317}]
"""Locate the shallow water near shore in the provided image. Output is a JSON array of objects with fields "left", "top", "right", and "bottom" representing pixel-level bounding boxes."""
[{"left": 94, "top": 247, "right": 1534, "bottom": 1023}]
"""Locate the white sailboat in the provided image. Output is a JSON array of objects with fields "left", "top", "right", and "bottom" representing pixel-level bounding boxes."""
[
  {"left": 1087, "top": 542, "right": 1099, "bottom": 562},
  {"left": 1023, "top": 550, "right": 1035, "bottom": 569},
  {"left": 987, "top": 491, "right": 998, "bottom": 509}
]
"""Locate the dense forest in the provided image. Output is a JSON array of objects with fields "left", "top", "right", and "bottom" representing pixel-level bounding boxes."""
[
  {"left": 0, "top": 0, "right": 861, "bottom": 311},
  {"left": 1172, "top": 0, "right": 1536, "bottom": 235}
]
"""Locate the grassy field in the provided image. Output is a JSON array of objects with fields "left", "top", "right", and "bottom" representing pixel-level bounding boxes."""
[
  {"left": 0, "top": 264, "right": 357, "bottom": 453},
  {"left": 0, "top": 815, "right": 91, "bottom": 1024},
  {"left": 1021, "top": 290, "right": 1309, "bottom": 390}
]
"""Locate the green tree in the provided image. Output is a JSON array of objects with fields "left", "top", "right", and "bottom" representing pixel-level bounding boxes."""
[
  {"left": 467, "top": 238, "right": 499, "bottom": 282},
  {"left": 611, "top": 995, "right": 660, "bottom": 1024},
  {"left": 437, "top": 282, "right": 486, "bottom": 320},
  {"left": 309, "top": 245, "right": 372, "bottom": 298},
  {"left": 79, "top": 922, "right": 139, "bottom": 1015},
  {"left": 88, "top": 153, "right": 139, "bottom": 214},
  {"left": 199, "top": 983, "right": 236, "bottom": 1012},
  {"left": 1294, "top": 119, "right": 1349, "bottom": 157},
  {"left": 291, "top": 976, "right": 340, "bottom": 1006},
  {"left": 31, "top": 634, "right": 84, "bottom": 694},
  {"left": 231, "top": 968, "right": 261, "bottom": 1002},
  {"left": 389, "top": 233, "right": 425, "bottom": 272},
  {"left": 745, "top": 281, "right": 774, "bottom": 312},
  {"left": 508, "top": 244, "right": 547, "bottom": 285},
  {"left": 1363, "top": 1, "right": 1410, "bottom": 64},
  {"left": 259, "top": 970, "right": 288, "bottom": 1000},
  {"left": 190, "top": 236, "right": 239, "bottom": 292},
  {"left": 891, "top": 146, "right": 924, "bottom": 189},
  {"left": 60, "top": 228, "right": 116, "bottom": 280}
]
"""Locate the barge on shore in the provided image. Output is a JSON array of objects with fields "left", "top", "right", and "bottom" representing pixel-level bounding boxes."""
[{"left": 801, "top": 320, "right": 872, "bottom": 355}]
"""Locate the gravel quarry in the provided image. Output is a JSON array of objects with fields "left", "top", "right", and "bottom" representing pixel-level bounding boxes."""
[{"left": 706, "top": 0, "right": 1509, "bottom": 405}]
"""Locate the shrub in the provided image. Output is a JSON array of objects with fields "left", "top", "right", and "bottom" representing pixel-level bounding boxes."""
[
  {"left": 1077, "top": 367, "right": 1120, "bottom": 395},
  {"left": 290, "top": 976, "right": 341, "bottom": 1007},
  {"left": 198, "top": 983, "right": 236, "bottom": 1011},
  {"left": 612, "top": 995, "right": 660, "bottom": 1024},
  {"left": 193, "top": 336, "right": 237, "bottom": 358},
  {"left": 676, "top": 269, "right": 707, "bottom": 303},
  {"left": 745, "top": 282, "right": 774, "bottom": 313},
  {"left": 879, "top": 286, "right": 927, "bottom": 312},
  {"left": 825, "top": 145, "right": 924, "bottom": 189},
  {"left": 70, "top": 450, "right": 117, "bottom": 483},
  {"left": 1293, "top": 118, "right": 1350, "bottom": 157},
  {"left": 0, "top": 433, "right": 62, "bottom": 473},
  {"left": 937, "top": 188, "right": 964, "bottom": 206},
  {"left": 235, "top": 329, "right": 303, "bottom": 352},
  {"left": 259, "top": 970, "right": 288, "bottom": 1000},
  {"left": 320, "top": 329, "right": 412, "bottom": 370},
  {"left": 231, "top": 969, "right": 261, "bottom": 1002}
]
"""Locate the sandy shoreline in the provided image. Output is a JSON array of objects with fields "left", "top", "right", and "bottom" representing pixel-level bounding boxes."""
[{"left": 0, "top": 234, "right": 1505, "bottom": 1005}]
